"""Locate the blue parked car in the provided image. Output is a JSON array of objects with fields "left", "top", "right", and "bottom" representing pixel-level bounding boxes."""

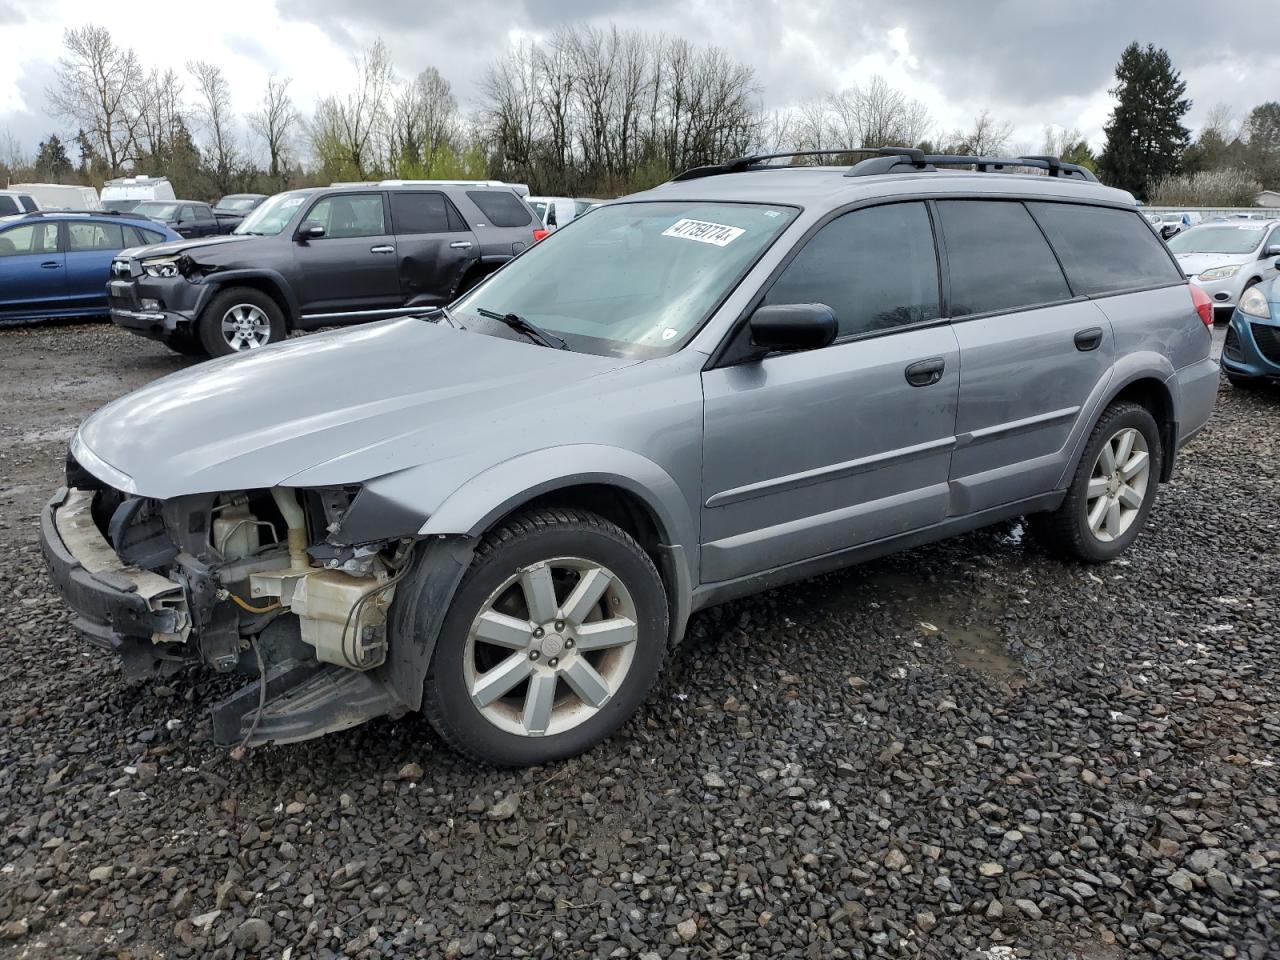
[
  {"left": 1224, "top": 282, "right": 1280, "bottom": 388},
  {"left": 0, "top": 210, "right": 180, "bottom": 321}
]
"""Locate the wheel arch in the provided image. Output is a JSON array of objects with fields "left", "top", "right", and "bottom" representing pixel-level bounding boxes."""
[
  {"left": 1107, "top": 375, "right": 1177, "bottom": 482},
  {"left": 199, "top": 270, "right": 298, "bottom": 328}
]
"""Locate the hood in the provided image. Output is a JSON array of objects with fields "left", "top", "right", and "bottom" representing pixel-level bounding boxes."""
[
  {"left": 76, "top": 319, "right": 627, "bottom": 499},
  {"left": 1172, "top": 251, "right": 1252, "bottom": 276},
  {"left": 118, "top": 233, "right": 255, "bottom": 261}
]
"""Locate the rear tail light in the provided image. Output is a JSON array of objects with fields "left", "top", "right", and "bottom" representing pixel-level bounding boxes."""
[
  {"left": 1189, "top": 283, "right": 1214, "bottom": 327},
  {"left": 532, "top": 228, "right": 549, "bottom": 242}
]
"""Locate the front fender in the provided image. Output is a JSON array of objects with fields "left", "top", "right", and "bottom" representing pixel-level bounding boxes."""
[{"left": 200, "top": 268, "right": 299, "bottom": 320}]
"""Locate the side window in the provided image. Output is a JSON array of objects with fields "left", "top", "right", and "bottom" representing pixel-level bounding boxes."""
[
  {"left": 68, "top": 222, "right": 125, "bottom": 252},
  {"left": 1028, "top": 202, "right": 1183, "bottom": 295},
  {"left": 179, "top": 205, "right": 196, "bottom": 223},
  {"left": 124, "top": 225, "right": 163, "bottom": 246},
  {"left": 18, "top": 196, "right": 37, "bottom": 212},
  {"left": 390, "top": 192, "right": 464, "bottom": 234},
  {"left": 466, "top": 190, "right": 533, "bottom": 227},
  {"left": 0, "top": 223, "right": 58, "bottom": 257},
  {"left": 763, "top": 201, "right": 941, "bottom": 338},
  {"left": 303, "top": 194, "right": 387, "bottom": 239},
  {"left": 936, "top": 200, "right": 1071, "bottom": 316},
  {"left": 196, "top": 204, "right": 214, "bottom": 222},
  {"left": 0, "top": 196, "right": 18, "bottom": 216}
]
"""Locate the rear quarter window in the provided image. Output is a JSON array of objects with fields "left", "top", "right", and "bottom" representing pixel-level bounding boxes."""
[
  {"left": 466, "top": 190, "right": 533, "bottom": 227},
  {"left": 1029, "top": 202, "right": 1183, "bottom": 295}
]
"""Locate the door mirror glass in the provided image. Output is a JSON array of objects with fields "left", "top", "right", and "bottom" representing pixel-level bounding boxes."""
[
  {"left": 298, "top": 223, "right": 325, "bottom": 240},
  {"left": 748, "top": 303, "right": 838, "bottom": 354},
  {"left": 546, "top": 205, "right": 558, "bottom": 227},
  {"left": 1265, "top": 244, "right": 1280, "bottom": 257}
]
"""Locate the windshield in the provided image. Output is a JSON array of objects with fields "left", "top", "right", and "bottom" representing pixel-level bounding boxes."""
[
  {"left": 453, "top": 201, "right": 797, "bottom": 357},
  {"left": 233, "top": 191, "right": 308, "bottom": 236},
  {"left": 216, "top": 196, "right": 261, "bottom": 212},
  {"left": 1168, "top": 225, "right": 1267, "bottom": 255},
  {"left": 135, "top": 201, "right": 179, "bottom": 219}
]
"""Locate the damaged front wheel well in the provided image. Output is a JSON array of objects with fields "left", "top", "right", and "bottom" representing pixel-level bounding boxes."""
[{"left": 208, "top": 278, "right": 294, "bottom": 329}]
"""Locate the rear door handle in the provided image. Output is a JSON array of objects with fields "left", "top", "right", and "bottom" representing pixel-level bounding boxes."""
[
  {"left": 40, "top": 261, "right": 60, "bottom": 269},
  {"left": 449, "top": 240, "right": 473, "bottom": 249},
  {"left": 905, "top": 357, "right": 945, "bottom": 387},
  {"left": 1074, "top": 327, "right": 1104, "bottom": 352},
  {"left": 370, "top": 245, "right": 395, "bottom": 254}
]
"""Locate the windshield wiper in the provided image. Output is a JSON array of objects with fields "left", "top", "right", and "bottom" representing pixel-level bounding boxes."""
[{"left": 474, "top": 307, "right": 568, "bottom": 350}]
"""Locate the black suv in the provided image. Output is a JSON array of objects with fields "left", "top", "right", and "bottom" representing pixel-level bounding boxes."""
[{"left": 108, "top": 183, "right": 545, "bottom": 357}]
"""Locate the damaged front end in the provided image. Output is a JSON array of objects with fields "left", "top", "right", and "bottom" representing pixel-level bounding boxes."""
[{"left": 40, "top": 449, "right": 423, "bottom": 748}]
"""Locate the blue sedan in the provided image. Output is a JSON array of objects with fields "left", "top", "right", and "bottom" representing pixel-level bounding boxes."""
[
  {"left": 0, "top": 211, "right": 181, "bottom": 321},
  {"left": 1224, "top": 282, "right": 1280, "bottom": 388}
]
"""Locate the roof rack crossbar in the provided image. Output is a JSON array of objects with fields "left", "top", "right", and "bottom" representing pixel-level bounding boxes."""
[
  {"left": 671, "top": 147, "right": 928, "bottom": 182},
  {"left": 845, "top": 152, "right": 1098, "bottom": 182}
]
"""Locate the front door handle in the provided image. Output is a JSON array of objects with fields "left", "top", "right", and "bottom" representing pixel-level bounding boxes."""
[
  {"left": 40, "top": 261, "right": 61, "bottom": 269},
  {"left": 449, "top": 240, "right": 473, "bottom": 249},
  {"left": 370, "top": 244, "right": 395, "bottom": 254},
  {"left": 1074, "top": 327, "right": 1104, "bottom": 352},
  {"left": 905, "top": 357, "right": 945, "bottom": 387}
]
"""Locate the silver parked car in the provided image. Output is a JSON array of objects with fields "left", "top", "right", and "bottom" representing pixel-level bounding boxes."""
[
  {"left": 1168, "top": 220, "right": 1280, "bottom": 313},
  {"left": 40, "top": 149, "right": 1219, "bottom": 767}
]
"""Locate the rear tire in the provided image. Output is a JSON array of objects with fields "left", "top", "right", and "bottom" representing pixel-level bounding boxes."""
[
  {"left": 197, "top": 287, "right": 286, "bottom": 358},
  {"left": 422, "top": 508, "right": 667, "bottom": 767},
  {"left": 1036, "top": 402, "right": 1163, "bottom": 563}
]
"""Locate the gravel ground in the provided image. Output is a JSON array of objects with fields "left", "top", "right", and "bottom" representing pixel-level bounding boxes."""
[{"left": 0, "top": 322, "right": 1277, "bottom": 960}]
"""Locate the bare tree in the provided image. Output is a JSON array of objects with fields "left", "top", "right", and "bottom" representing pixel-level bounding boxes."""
[
  {"left": 46, "top": 25, "right": 145, "bottom": 174},
  {"left": 188, "top": 60, "right": 241, "bottom": 193},
  {"left": 309, "top": 39, "right": 395, "bottom": 178},
  {"left": 947, "top": 109, "right": 1014, "bottom": 155},
  {"left": 387, "top": 68, "right": 457, "bottom": 175},
  {"left": 138, "top": 68, "right": 186, "bottom": 166},
  {"left": 248, "top": 75, "right": 299, "bottom": 182}
]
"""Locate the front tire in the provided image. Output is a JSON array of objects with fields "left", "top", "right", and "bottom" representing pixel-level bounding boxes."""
[
  {"left": 198, "top": 287, "right": 286, "bottom": 358},
  {"left": 1037, "top": 402, "right": 1163, "bottom": 563},
  {"left": 423, "top": 508, "right": 668, "bottom": 767}
]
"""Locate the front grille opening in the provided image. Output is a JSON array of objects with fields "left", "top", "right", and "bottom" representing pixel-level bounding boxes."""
[
  {"left": 1250, "top": 323, "right": 1280, "bottom": 364},
  {"left": 1224, "top": 327, "right": 1244, "bottom": 363}
]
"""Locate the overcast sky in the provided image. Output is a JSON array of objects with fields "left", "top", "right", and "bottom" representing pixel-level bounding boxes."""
[{"left": 1, "top": 0, "right": 1275, "bottom": 163}]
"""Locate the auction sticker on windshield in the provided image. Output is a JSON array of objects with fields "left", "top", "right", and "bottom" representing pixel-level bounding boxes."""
[{"left": 662, "top": 218, "right": 745, "bottom": 247}]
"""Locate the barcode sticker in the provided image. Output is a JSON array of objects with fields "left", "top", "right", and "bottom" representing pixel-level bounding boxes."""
[{"left": 661, "top": 218, "right": 745, "bottom": 246}]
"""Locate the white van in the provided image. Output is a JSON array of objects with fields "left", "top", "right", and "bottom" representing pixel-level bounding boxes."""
[
  {"left": 100, "top": 175, "right": 176, "bottom": 212},
  {"left": 0, "top": 189, "right": 40, "bottom": 216},
  {"left": 8, "top": 183, "right": 101, "bottom": 211}
]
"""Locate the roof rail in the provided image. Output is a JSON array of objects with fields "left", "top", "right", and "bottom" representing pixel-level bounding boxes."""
[
  {"left": 671, "top": 148, "right": 927, "bottom": 182},
  {"left": 20, "top": 209, "right": 151, "bottom": 219},
  {"left": 846, "top": 152, "right": 1098, "bottom": 182}
]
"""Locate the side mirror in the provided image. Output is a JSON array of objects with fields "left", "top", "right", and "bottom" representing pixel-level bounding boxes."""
[
  {"left": 546, "top": 206, "right": 558, "bottom": 227},
  {"left": 1266, "top": 244, "right": 1280, "bottom": 257},
  {"left": 297, "top": 223, "right": 325, "bottom": 241},
  {"left": 748, "top": 303, "right": 838, "bottom": 354}
]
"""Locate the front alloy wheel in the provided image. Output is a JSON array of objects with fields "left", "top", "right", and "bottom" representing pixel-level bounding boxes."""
[
  {"left": 221, "top": 303, "right": 272, "bottom": 351},
  {"left": 423, "top": 509, "right": 668, "bottom": 767},
  {"left": 464, "top": 558, "right": 639, "bottom": 737}
]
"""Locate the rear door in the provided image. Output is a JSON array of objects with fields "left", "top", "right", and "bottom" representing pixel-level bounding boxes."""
[
  {"left": 292, "top": 192, "right": 402, "bottom": 319},
  {"left": 938, "top": 199, "right": 1114, "bottom": 513},
  {"left": 700, "top": 200, "right": 960, "bottom": 583},
  {"left": 64, "top": 219, "right": 129, "bottom": 311},
  {"left": 388, "top": 191, "right": 479, "bottom": 305},
  {"left": 0, "top": 221, "right": 65, "bottom": 318}
]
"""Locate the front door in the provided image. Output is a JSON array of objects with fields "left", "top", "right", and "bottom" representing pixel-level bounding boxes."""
[
  {"left": 700, "top": 200, "right": 960, "bottom": 584},
  {"left": 934, "top": 199, "right": 1116, "bottom": 513},
  {"left": 293, "top": 192, "right": 402, "bottom": 319},
  {"left": 0, "top": 221, "right": 64, "bottom": 319},
  {"left": 388, "top": 191, "right": 480, "bottom": 306}
]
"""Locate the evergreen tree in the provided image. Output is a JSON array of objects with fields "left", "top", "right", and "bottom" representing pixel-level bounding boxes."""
[
  {"left": 34, "top": 134, "right": 73, "bottom": 179},
  {"left": 1098, "top": 43, "right": 1191, "bottom": 199}
]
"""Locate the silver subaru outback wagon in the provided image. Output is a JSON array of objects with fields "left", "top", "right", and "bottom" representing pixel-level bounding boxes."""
[{"left": 40, "top": 149, "right": 1219, "bottom": 767}]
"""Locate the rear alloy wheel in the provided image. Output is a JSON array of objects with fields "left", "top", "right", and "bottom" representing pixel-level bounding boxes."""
[
  {"left": 423, "top": 508, "right": 667, "bottom": 767},
  {"left": 1037, "top": 401, "right": 1163, "bottom": 563},
  {"left": 198, "top": 287, "right": 286, "bottom": 358}
]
